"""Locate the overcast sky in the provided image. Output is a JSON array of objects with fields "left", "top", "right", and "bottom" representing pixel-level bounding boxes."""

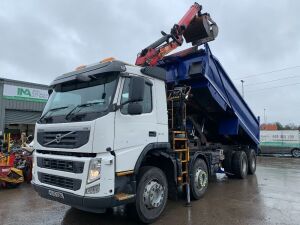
[{"left": 1, "top": 0, "right": 300, "bottom": 125}]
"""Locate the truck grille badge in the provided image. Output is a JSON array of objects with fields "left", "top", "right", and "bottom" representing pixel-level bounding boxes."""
[{"left": 45, "top": 131, "right": 75, "bottom": 146}]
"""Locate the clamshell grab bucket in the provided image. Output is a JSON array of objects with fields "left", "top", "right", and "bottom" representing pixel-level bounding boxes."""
[{"left": 183, "top": 14, "right": 218, "bottom": 45}]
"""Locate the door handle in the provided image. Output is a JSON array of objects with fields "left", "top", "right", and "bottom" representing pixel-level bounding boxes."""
[{"left": 149, "top": 131, "right": 157, "bottom": 137}]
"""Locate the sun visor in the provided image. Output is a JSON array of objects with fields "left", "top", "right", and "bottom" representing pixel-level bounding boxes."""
[{"left": 50, "top": 61, "right": 126, "bottom": 87}]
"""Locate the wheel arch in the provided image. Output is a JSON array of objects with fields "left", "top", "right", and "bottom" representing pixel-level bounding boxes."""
[
  {"left": 134, "top": 143, "right": 171, "bottom": 174},
  {"left": 133, "top": 142, "right": 178, "bottom": 199}
]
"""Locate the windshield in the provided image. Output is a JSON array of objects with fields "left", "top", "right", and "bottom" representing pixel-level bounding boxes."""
[{"left": 40, "top": 72, "right": 119, "bottom": 124}]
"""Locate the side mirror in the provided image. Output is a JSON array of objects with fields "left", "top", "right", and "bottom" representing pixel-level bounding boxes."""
[
  {"left": 129, "top": 77, "right": 145, "bottom": 102},
  {"left": 128, "top": 102, "right": 143, "bottom": 115}
]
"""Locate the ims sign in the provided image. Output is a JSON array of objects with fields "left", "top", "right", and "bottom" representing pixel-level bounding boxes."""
[
  {"left": 17, "top": 88, "right": 31, "bottom": 97},
  {"left": 3, "top": 84, "right": 48, "bottom": 102}
]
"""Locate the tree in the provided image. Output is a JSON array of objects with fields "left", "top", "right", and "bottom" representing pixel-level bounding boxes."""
[
  {"left": 283, "top": 123, "right": 297, "bottom": 130},
  {"left": 275, "top": 122, "right": 283, "bottom": 130}
]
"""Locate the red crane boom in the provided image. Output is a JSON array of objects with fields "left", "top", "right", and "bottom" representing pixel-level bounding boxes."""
[{"left": 135, "top": 3, "right": 218, "bottom": 67}]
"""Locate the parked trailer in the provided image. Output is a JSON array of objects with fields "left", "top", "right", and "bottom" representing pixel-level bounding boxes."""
[
  {"left": 32, "top": 3, "right": 259, "bottom": 223},
  {"left": 260, "top": 130, "right": 300, "bottom": 157}
]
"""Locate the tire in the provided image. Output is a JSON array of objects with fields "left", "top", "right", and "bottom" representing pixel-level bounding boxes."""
[
  {"left": 223, "top": 150, "right": 235, "bottom": 177},
  {"left": 245, "top": 149, "right": 256, "bottom": 175},
  {"left": 190, "top": 158, "right": 208, "bottom": 200},
  {"left": 23, "top": 166, "right": 32, "bottom": 183},
  {"left": 231, "top": 151, "right": 248, "bottom": 179},
  {"left": 127, "top": 166, "right": 168, "bottom": 224},
  {"left": 291, "top": 149, "right": 300, "bottom": 158},
  {"left": 5, "top": 182, "right": 21, "bottom": 188}
]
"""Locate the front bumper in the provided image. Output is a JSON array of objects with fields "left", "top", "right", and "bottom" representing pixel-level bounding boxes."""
[
  {"left": 33, "top": 183, "right": 130, "bottom": 212},
  {"left": 32, "top": 151, "right": 116, "bottom": 201}
]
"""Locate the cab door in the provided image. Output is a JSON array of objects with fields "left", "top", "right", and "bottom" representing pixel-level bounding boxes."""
[{"left": 113, "top": 76, "right": 158, "bottom": 172}]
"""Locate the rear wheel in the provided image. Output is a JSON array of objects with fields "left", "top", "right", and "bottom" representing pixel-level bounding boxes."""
[
  {"left": 190, "top": 158, "right": 208, "bottom": 200},
  {"left": 223, "top": 150, "right": 235, "bottom": 177},
  {"left": 245, "top": 149, "right": 256, "bottom": 175},
  {"left": 291, "top": 149, "right": 300, "bottom": 158},
  {"left": 127, "top": 166, "right": 168, "bottom": 224},
  {"left": 231, "top": 151, "right": 248, "bottom": 179}
]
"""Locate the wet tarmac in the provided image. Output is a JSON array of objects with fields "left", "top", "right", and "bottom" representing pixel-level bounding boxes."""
[{"left": 1, "top": 156, "right": 300, "bottom": 225}]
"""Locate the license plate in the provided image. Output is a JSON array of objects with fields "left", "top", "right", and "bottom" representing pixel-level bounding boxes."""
[{"left": 48, "top": 190, "right": 64, "bottom": 199}]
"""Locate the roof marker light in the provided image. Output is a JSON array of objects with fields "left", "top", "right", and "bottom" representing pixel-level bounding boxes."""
[
  {"left": 75, "top": 65, "right": 87, "bottom": 71},
  {"left": 100, "top": 57, "right": 115, "bottom": 63}
]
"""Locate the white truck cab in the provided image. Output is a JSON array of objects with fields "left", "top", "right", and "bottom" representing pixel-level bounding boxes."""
[{"left": 32, "top": 60, "right": 169, "bottom": 216}]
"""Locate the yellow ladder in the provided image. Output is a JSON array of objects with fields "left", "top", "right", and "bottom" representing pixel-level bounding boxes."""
[
  {"left": 172, "top": 131, "right": 190, "bottom": 185},
  {"left": 3, "top": 133, "right": 11, "bottom": 166},
  {"left": 168, "top": 87, "right": 192, "bottom": 205},
  {"left": 168, "top": 91, "right": 190, "bottom": 184}
]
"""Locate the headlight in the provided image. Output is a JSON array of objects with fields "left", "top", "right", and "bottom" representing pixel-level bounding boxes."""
[{"left": 87, "top": 158, "right": 101, "bottom": 183}]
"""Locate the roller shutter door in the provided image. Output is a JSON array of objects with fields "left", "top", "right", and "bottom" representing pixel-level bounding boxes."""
[{"left": 5, "top": 110, "right": 42, "bottom": 125}]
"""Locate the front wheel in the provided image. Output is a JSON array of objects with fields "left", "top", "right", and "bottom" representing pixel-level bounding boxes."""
[
  {"left": 190, "top": 158, "right": 208, "bottom": 200},
  {"left": 127, "top": 166, "right": 168, "bottom": 224},
  {"left": 291, "top": 149, "right": 300, "bottom": 158}
]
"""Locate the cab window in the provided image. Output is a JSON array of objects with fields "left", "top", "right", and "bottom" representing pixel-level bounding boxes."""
[{"left": 120, "top": 77, "right": 153, "bottom": 114}]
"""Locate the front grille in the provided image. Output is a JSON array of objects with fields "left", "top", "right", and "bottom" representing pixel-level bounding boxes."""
[
  {"left": 38, "top": 172, "right": 81, "bottom": 191},
  {"left": 37, "top": 158, "right": 84, "bottom": 173},
  {"left": 37, "top": 129, "right": 90, "bottom": 149}
]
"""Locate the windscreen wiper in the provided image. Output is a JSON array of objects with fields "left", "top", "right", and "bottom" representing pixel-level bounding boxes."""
[
  {"left": 65, "top": 102, "right": 104, "bottom": 120},
  {"left": 39, "top": 106, "right": 70, "bottom": 122}
]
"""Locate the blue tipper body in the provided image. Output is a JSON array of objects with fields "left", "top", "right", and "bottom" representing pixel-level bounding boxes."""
[{"left": 159, "top": 44, "right": 260, "bottom": 150}]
